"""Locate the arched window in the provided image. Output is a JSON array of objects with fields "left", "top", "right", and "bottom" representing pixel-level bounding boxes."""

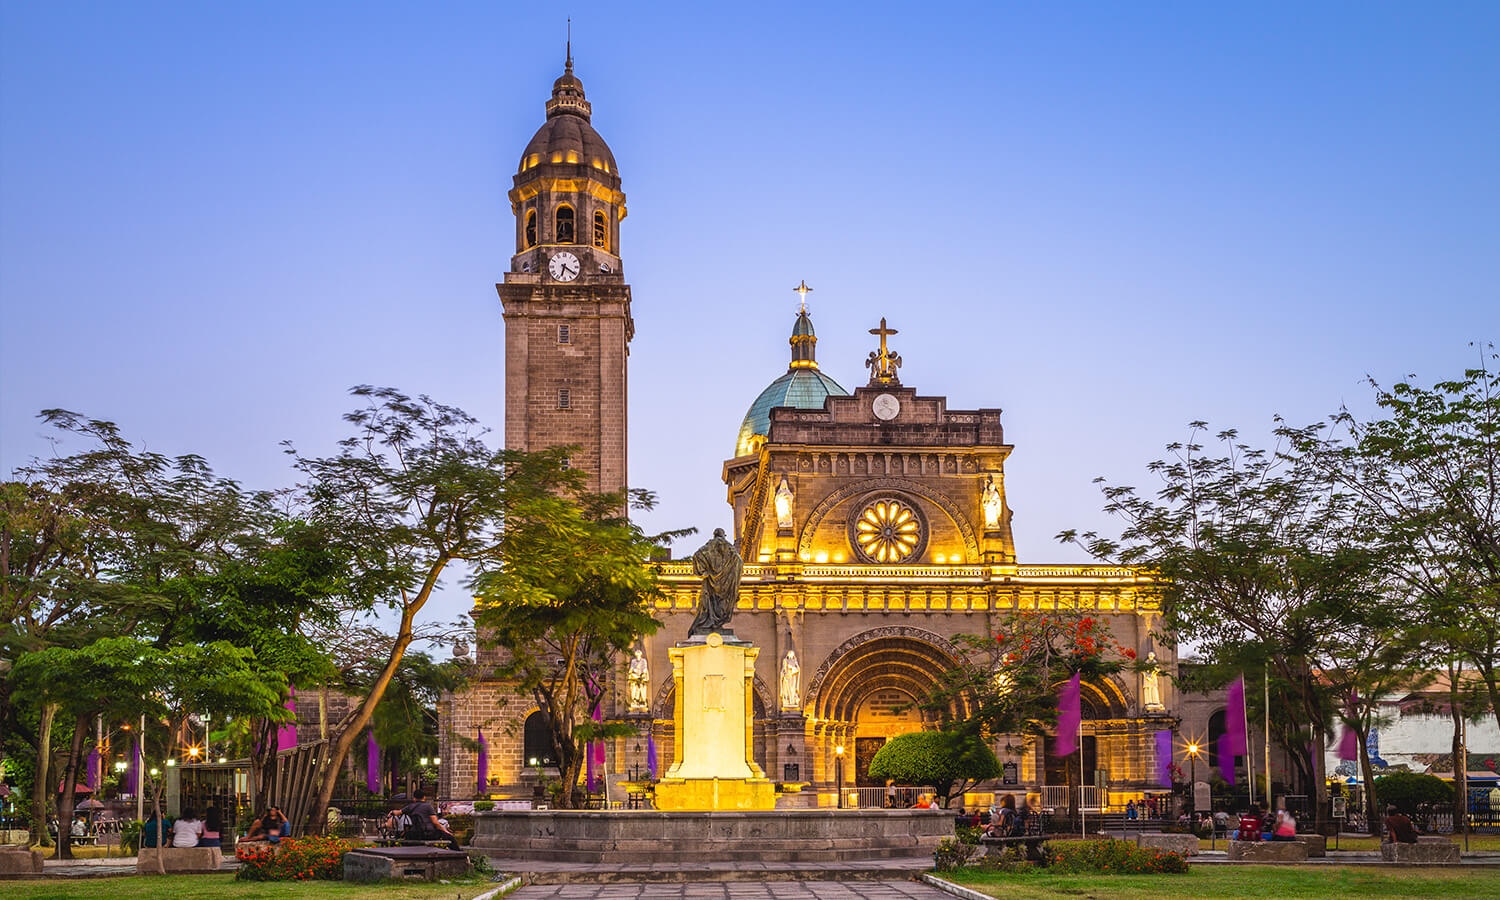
[
  {"left": 555, "top": 205, "right": 575, "bottom": 243},
  {"left": 523, "top": 711, "right": 557, "bottom": 767},
  {"left": 593, "top": 211, "right": 608, "bottom": 250},
  {"left": 524, "top": 209, "right": 536, "bottom": 248}
]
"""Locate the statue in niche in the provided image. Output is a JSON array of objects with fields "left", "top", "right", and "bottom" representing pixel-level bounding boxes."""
[
  {"left": 780, "top": 650, "right": 801, "bottom": 711},
  {"left": 1141, "top": 650, "right": 1164, "bottom": 710},
  {"left": 774, "top": 477, "right": 794, "bottom": 530},
  {"left": 689, "top": 528, "right": 743, "bottom": 636},
  {"left": 982, "top": 475, "right": 1004, "bottom": 531},
  {"left": 627, "top": 648, "right": 650, "bottom": 711}
]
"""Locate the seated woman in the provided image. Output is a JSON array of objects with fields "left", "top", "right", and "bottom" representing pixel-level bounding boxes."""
[
  {"left": 171, "top": 808, "right": 203, "bottom": 848},
  {"left": 243, "top": 811, "right": 272, "bottom": 842}
]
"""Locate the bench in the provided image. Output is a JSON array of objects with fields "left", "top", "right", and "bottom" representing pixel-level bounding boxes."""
[
  {"left": 978, "top": 816, "right": 1048, "bottom": 861},
  {"left": 1227, "top": 840, "right": 1308, "bottom": 862},
  {"left": 1381, "top": 837, "right": 1459, "bottom": 864},
  {"left": 1294, "top": 833, "right": 1326, "bottom": 857},
  {"left": 137, "top": 846, "right": 224, "bottom": 874}
]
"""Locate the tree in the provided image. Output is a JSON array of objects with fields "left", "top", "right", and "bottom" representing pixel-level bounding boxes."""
[
  {"left": 289, "top": 386, "right": 664, "bottom": 825},
  {"left": 867, "top": 731, "right": 1001, "bottom": 808},
  {"left": 1061, "top": 425, "right": 1394, "bottom": 831},
  {"left": 472, "top": 486, "right": 674, "bottom": 808}
]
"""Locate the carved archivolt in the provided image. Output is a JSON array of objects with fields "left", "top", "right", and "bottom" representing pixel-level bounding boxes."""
[
  {"left": 798, "top": 478, "right": 979, "bottom": 560},
  {"left": 803, "top": 625, "right": 962, "bottom": 708}
]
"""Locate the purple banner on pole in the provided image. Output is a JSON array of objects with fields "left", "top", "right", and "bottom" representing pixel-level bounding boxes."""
[
  {"left": 276, "top": 687, "right": 298, "bottom": 752},
  {"left": 1155, "top": 730, "right": 1173, "bottom": 787},
  {"left": 365, "top": 729, "right": 380, "bottom": 793},
  {"left": 1218, "top": 732, "right": 1236, "bottom": 785},
  {"left": 85, "top": 747, "right": 99, "bottom": 790},
  {"left": 646, "top": 735, "right": 658, "bottom": 778},
  {"left": 1055, "top": 672, "right": 1082, "bottom": 757},
  {"left": 1225, "top": 676, "right": 1247, "bottom": 756},
  {"left": 476, "top": 728, "right": 489, "bottom": 794},
  {"left": 586, "top": 748, "right": 596, "bottom": 792}
]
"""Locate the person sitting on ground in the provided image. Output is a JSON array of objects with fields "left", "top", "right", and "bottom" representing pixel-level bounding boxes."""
[
  {"left": 1236, "top": 805, "right": 1264, "bottom": 841},
  {"left": 400, "top": 789, "right": 460, "bottom": 851},
  {"left": 1383, "top": 805, "right": 1420, "bottom": 844},
  {"left": 200, "top": 805, "right": 222, "bottom": 848},
  {"left": 266, "top": 807, "right": 291, "bottom": 844},
  {"left": 1271, "top": 806, "right": 1297, "bottom": 842},
  {"left": 171, "top": 807, "right": 203, "bottom": 848}
]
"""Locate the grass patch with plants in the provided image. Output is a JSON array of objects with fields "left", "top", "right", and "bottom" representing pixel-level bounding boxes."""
[
  {"left": 1, "top": 873, "right": 504, "bottom": 900},
  {"left": 940, "top": 864, "right": 1500, "bottom": 900}
]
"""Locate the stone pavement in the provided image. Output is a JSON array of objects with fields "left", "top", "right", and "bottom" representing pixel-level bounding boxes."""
[
  {"left": 510, "top": 880, "right": 952, "bottom": 899},
  {"left": 487, "top": 857, "right": 932, "bottom": 884}
]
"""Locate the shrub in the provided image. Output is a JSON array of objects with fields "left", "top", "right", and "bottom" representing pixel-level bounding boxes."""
[
  {"left": 1046, "top": 839, "right": 1188, "bottom": 875},
  {"left": 1374, "top": 772, "right": 1451, "bottom": 815},
  {"left": 472, "top": 800, "right": 495, "bottom": 811},
  {"left": 955, "top": 824, "right": 981, "bottom": 845},
  {"left": 933, "top": 837, "right": 981, "bottom": 872},
  {"left": 119, "top": 819, "right": 142, "bottom": 855},
  {"left": 235, "top": 835, "right": 360, "bottom": 881},
  {"left": 868, "top": 731, "right": 1002, "bottom": 807}
]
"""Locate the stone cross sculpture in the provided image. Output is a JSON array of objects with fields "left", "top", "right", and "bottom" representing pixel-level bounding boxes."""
[
  {"left": 689, "top": 528, "right": 743, "bottom": 637},
  {"left": 779, "top": 650, "right": 801, "bottom": 711}
]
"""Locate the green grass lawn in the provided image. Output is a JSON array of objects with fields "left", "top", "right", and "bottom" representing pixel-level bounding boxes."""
[
  {"left": 941, "top": 865, "right": 1500, "bottom": 900},
  {"left": 1, "top": 874, "right": 504, "bottom": 900}
]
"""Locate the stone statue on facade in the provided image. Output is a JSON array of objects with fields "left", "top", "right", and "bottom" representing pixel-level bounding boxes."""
[
  {"left": 689, "top": 528, "right": 743, "bottom": 637},
  {"left": 774, "top": 477, "right": 794, "bottom": 530},
  {"left": 982, "top": 475, "right": 1003, "bottom": 531},
  {"left": 627, "top": 648, "right": 650, "bottom": 711},
  {"left": 779, "top": 650, "right": 801, "bottom": 711},
  {"left": 1141, "top": 650, "right": 1164, "bottom": 710}
]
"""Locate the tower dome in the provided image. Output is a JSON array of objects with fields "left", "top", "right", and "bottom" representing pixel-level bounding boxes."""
[
  {"left": 516, "top": 54, "right": 618, "bottom": 177},
  {"left": 734, "top": 309, "right": 849, "bottom": 458}
]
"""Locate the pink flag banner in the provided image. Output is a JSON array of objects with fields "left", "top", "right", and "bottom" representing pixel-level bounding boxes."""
[
  {"left": 1055, "top": 672, "right": 1082, "bottom": 757},
  {"left": 365, "top": 729, "right": 380, "bottom": 793},
  {"left": 476, "top": 728, "right": 489, "bottom": 794},
  {"left": 1337, "top": 690, "right": 1360, "bottom": 761},
  {"left": 276, "top": 687, "right": 298, "bottom": 752},
  {"left": 646, "top": 735, "right": 658, "bottom": 778},
  {"left": 1155, "top": 730, "right": 1173, "bottom": 787},
  {"left": 85, "top": 746, "right": 99, "bottom": 790}
]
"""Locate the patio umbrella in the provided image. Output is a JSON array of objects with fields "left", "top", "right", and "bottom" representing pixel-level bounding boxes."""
[
  {"left": 645, "top": 735, "right": 658, "bottom": 778},
  {"left": 476, "top": 728, "right": 489, "bottom": 795}
]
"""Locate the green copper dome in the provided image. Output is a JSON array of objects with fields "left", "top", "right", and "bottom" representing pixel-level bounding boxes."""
[{"left": 734, "top": 310, "right": 848, "bottom": 458}]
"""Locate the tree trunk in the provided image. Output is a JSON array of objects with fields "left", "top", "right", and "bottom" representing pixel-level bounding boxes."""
[
  {"left": 1355, "top": 721, "right": 1378, "bottom": 836},
  {"left": 1449, "top": 674, "right": 1467, "bottom": 844},
  {"left": 56, "top": 712, "right": 88, "bottom": 860},
  {"left": 29, "top": 701, "right": 57, "bottom": 849}
]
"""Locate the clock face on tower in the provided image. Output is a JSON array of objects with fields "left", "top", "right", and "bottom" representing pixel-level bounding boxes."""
[
  {"left": 548, "top": 251, "right": 580, "bottom": 282},
  {"left": 872, "top": 393, "right": 901, "bottom": 420}
]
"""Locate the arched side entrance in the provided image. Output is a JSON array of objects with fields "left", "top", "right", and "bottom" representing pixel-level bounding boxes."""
[{"left": 807, "top": 627, "right": 969, "bottom": 787}]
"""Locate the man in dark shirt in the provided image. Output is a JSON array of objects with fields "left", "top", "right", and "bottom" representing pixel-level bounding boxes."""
[
  {"left": 1383, "top": 805, "right": 1419, "bottom": 843},
  {"left": 400, "top": 789, "right": 460, "bottom": 851}
]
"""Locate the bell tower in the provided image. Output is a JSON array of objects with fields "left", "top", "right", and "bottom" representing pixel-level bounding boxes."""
[{"left": 499, "top": 51, "right": 632, "bottom": 495}]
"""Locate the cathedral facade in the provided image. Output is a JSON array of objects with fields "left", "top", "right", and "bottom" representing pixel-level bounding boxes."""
[{"left": 438, "top": 60, "right": 1174, "bottom": 808}]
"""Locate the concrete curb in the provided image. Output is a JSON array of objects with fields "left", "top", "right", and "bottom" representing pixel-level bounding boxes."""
[
  {"left": 472, "top": 875, "right": 523, "bottom": 900},
  {"left": 920, "top": 873, "right": 992, "bottom": 900}
]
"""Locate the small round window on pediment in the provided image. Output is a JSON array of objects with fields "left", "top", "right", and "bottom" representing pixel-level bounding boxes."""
[{"left": 849, "top": 495, "right": 927, "bottom": 564}]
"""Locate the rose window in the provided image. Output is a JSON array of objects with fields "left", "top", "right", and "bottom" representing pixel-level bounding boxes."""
[{"left": 852, "top": 497, "right": 924, "bottom": 563}]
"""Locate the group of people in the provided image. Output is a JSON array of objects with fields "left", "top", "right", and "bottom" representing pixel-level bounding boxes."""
[
  {"left": 139, "top": 806, "right": 224, "bottom": 848},
  {"left": 244, "top": 807, "right": 292, "bottom": 843},
  {"left": 1229, "top": 803, "right": 1298, "bottom": 841},
  {"left": 381, "top": 788, "right": 461, "bottom": 851}
]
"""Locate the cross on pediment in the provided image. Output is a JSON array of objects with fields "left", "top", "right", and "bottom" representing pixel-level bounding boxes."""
[{"left": 865, "top": 317, "right": 902, "bottom": 385}]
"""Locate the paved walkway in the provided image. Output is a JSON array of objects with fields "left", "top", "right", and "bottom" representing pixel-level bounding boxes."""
[
  {"left": 511, "top": 881, "right": 951, "bottom": 899},
  {"left": 487, "top": 858, "right": 932, "bottom": 885}
]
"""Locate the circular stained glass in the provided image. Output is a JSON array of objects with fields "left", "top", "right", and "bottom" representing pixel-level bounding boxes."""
[{"left": 851, "top": 497, "right": 925, "bottom": 563}]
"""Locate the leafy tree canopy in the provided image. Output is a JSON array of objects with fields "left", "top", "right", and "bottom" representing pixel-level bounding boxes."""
[{"left": 867, "top": 730, "right": 1001, "bottom": 808}]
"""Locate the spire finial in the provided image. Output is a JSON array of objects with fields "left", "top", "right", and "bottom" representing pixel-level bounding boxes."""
[
  {"left": 566, "top": 18, "right": 573, "bottom": 71},
  {"left": 793, "top": 279, "right": 813, "bottom": 314}
]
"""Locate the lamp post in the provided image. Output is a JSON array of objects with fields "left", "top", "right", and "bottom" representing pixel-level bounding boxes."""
[
  {"left": 835, "top": 745, "right": 846, "bottom": 809},
  {"left": 1185, "top": 742, "right": 1202, "bottom": 818}
]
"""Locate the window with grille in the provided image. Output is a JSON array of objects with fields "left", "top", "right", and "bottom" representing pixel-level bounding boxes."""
[
  {"left": 558, "top": 324, "right": 571, "bottom": 344},
  {"left": 593, "top": 211, "right": 608, "bottom": 250},
  {"left": 557, "top": 388, "right": 570, "bottom": 409}
]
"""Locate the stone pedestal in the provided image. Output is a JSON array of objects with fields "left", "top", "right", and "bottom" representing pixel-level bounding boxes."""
[
  {"left": 136, "top": 846, "right": 223, "bottom": 873},
  {"left": 1136, "top": 833, "right": 1199, "bottom": 856},
  {"left": 1381, "top": 837, "right": 1460, "bottom": 863},
  {"left": 654, "top": 633, "right": 776, "bottom": 811},
  {"left": 0, "top": 846, "right": 44, "bottom": 878},
  {"left": 1228, "top": 840, "right": 1307, "bottom": 862}
]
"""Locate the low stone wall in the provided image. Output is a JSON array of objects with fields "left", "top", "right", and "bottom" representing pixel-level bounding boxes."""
[
  {"left": 0, "top": 847, "right": 44, "bottom": 878},
  {"left": 1294, "top": 833, "right": 1326, "bottom": 857},
  {"left": 1136, "top": 833, "right": 1199, "bottom": 856},
  {"left": 345, "top": 847, "right": 471, "bottom": 883},
  {"left": 1381, "top": 838, "right": 1460, "bottom": 864},
  {"left": 1227, "top": 840, "right": 1308, "bottom": 862},
  {"left": 136, "top": 846, "right": 223, "bottom": 874},
  {"left": 471, "top": 809, "right": 952, "bottom": 864}
]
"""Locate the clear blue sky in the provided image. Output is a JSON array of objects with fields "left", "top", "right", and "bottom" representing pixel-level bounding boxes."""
[{"left": 3, "top": 2, "right": 1497, "bottom": 629}]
